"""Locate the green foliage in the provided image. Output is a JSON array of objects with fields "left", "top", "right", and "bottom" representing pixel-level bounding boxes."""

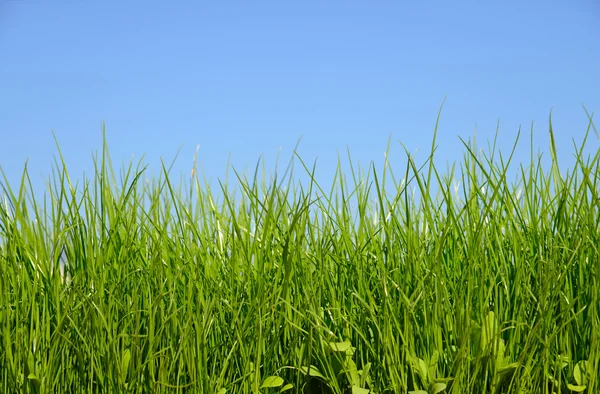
[{"left": 0, "top": 113, "right": 599, "bottom": 393}]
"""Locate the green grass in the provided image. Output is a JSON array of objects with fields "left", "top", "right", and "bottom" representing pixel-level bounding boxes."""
[{"left": 1, "top": 114, "right": 599, "bottom": 393}]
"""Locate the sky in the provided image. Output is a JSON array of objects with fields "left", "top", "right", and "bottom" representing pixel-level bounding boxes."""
[{"left": 1, "top": 1, "right": 599, "bottom": 202}]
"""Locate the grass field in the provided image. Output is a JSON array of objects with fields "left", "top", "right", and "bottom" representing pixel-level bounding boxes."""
[{"left": 1, "top": 116, "right": 599, "bottom": 393}]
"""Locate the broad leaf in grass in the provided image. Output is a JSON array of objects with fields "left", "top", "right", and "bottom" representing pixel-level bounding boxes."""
[
  {"left": 121, "top": 349, "right": 131, "bottom": 381},
  {"left": 299, "top": 366, "right": 327, "bottom": 380},
  {"left": 279, "top": 383, "right": 294, "bottom": 392},
  {"left": 352, "top": 386, "right": 370, "bottom": 394},
  {"left": 411, "top": 356, "right": 430, "bottom": 385},
  {"left": 557, "top": 354, "right": 570, "bottom": 370},
  {"left": 430, "top": 382, "right": 447, "bottom": 393},
  {"left": 360, "top": 362, "right": 372, "bottom": 387},
  {"left": 260, "top": 376, "right": 284, "bottom": 388},
  {"left": 573, "top": 360, "right": 589, "bottom": 386},
  {"left": 27, "top": 373, "right": 41, "bottom": 392},
  {"left": 566, "top": 383, "right": 587, "bottom": 392},
  {"left": 327, "top": 339, "right": 353, "bottom": 355},
  {"left": 493, "top": 338, "right": 508, "bottom": 367},
  {"left": 482, "top": 311, "right": 499, "bottom": 351},
  {"left": 430, "top": 350, "right": 439, "bottom": 367},
  {"left": 346, "top": 358, "right": 361, "bottom": 387}
]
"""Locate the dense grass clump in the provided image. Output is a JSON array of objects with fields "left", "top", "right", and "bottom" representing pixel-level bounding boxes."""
[{"left": 1, "top": 117, "right": 599, "bottom": 393}]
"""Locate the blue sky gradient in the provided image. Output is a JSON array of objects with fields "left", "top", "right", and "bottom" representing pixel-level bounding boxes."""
[{"left": 1, "top": 1, "right": 598, "bottom": 198}]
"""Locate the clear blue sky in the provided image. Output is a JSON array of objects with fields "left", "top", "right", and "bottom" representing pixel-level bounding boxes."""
[{"left": 1, "top": 1, "right": 598, "bottom": 198}]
